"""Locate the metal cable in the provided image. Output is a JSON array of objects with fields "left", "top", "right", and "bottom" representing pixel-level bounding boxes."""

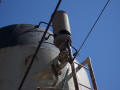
[
  {"left": 18, "top": 0, "right": 62, "bottom": 90},
  {"left": 73, "top": 0, "right": 110, "bottom": 60}
]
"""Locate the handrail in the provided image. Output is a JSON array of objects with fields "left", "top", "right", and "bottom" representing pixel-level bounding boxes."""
[{"left": 74, "top": 57, "right": 98, "bottom": 90}]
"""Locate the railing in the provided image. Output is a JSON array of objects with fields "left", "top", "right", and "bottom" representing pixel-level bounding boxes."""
[{"left": 74, "top": 57, "right": 98, "bottom": 90}]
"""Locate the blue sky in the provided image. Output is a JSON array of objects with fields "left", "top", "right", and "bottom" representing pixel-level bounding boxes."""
[{"left": 0, "top": 0, "right": 120, "bottom": 90}]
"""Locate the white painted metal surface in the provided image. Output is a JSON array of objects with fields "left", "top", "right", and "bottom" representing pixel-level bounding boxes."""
[
  {"left": 0, "top": 24, "right": 91, "bottom": 90},
  {"left": 52, "top": 11, "right": 71, "bottom": 34}
]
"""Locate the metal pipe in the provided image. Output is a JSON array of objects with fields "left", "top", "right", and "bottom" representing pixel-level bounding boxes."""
[
  {"left": 79, "top": 83, "right": 94, "bottom": 90},
  {"left": 74, "top": 62, "right": 89, "bottom": 70},
  {"left": 67, "top": 43, "right": 79, "bottom": 90}
]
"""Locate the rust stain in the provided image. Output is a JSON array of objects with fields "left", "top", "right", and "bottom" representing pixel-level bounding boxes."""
[{"left": 24, "top": 55, "right": 39, "bottom": 66}]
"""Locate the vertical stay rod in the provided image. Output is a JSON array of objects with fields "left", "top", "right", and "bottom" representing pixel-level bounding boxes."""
[
  {"left": 67, "top": 43, "right": 79, "bottom": 90},
  {"left": 71, "top": 63, "right": 79, "bottom": 90},
  {"left": 18, "top": 0, "right": 62, "bottom": 90}
]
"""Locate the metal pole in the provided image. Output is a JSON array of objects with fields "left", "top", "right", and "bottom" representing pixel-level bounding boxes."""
[{"left": 67, "top": 43, "right": 79, "bottom": 90}]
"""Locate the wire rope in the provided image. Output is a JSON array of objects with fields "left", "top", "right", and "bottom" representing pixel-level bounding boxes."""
[
  {"left": 18, "top": 0, "right": 62, "bottom": 90},
  {"left": 73, "top": 0, "right": 110, "bottom": 60}
]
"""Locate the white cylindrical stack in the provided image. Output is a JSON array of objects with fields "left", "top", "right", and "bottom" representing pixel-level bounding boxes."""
[
  {"left": 52, "top": 11, "right": 72, "bottom": 50},
  {"left": 52, "top": 10, "right": 71, "bottom": 35}
]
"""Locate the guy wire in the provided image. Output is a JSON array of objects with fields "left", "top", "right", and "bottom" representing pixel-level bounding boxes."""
[
  {"left": 73, "top": 0, "right": 110, "bottom": 60},
  {"left": 18, "top": 0, "right": 62, "bottom": 90}
]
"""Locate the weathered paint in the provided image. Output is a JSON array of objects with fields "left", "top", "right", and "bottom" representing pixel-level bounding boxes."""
[{"left": 0, "top": 24, "right": 91, "bottom": 90}]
